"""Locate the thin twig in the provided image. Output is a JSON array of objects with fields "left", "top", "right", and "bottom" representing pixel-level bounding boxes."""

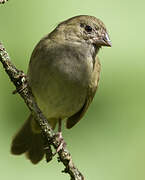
[
  {"left": 0, "top": 0, "right": 8, "bottom": 4},
  {"left": 0, "top": 42, "right": 85, "bottom": 180}
]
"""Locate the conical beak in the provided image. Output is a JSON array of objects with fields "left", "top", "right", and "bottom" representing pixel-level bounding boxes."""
[
  {"left": 102, "top": 33, "right": 112, "bottom": 47},
  {"left": 94, "top": 33, "right": 112, "bottom": 47}
]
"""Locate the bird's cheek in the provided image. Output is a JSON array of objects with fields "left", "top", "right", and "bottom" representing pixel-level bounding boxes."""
[{"left": 92, "top": 36, "right": 99, "bottom": 44}]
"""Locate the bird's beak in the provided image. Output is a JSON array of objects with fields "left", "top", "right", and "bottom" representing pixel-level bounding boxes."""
[
  {"left": 102, "top": 33, "right": 112, "bottom": 47},
  {"left": 94, "top": 33, "right": 112, "bottom": 47}
]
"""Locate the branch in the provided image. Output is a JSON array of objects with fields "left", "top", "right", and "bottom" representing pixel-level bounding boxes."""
[
  {"left": 0, "top": 0, "right": 8, "bottom": 4},
  {"left": 0, "top": 42, "right": 85, "bottom": 180}
]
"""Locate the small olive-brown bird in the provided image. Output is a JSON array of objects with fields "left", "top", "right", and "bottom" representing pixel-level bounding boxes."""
[{"left": 11, "top": 15, "right": 111, "bottom": 164}]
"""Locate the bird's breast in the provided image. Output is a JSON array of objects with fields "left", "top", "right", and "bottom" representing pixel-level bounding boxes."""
[{"left": 28, "top": 43, "right": 94, "bottom": 119}]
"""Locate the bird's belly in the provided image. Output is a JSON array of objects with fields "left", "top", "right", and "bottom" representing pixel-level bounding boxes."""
[
  {"left": 34, "top": 73, "right": 87, "bottom": 119},
  {"left": 29, "top": 46, "right": 93, "bottom": 119},
  {"left": 32, "top": 60, "right": 92, "bottom": 118}
]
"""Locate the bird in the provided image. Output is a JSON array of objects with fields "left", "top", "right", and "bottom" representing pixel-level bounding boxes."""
[{"left": 11, "top": 15, "right": 111, "bottom": 164}]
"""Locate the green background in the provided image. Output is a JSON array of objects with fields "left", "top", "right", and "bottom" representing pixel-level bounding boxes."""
[{"left": 0, "top": 0, "right": 145, "bottom": 180}]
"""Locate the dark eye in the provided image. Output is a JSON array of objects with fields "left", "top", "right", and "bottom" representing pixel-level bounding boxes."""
[{"left": 85, "top": 25, "right": 92, "bottom": 32}]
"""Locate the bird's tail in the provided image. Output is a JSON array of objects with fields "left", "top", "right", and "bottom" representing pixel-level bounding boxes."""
[{"left": 11, "top": 114, "right": 45, "bottom": 164}]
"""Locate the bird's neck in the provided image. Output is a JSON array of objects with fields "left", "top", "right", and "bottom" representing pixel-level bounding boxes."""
[
  {"left": 48, "top": 29, "right": 100, "bottom": 59},
  {"left": 89, "top": 44, "right": 100, "bottom": 60}
]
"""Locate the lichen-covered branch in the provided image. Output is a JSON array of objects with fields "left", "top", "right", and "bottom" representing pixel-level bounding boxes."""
[
  {"left": 0, "top": 0, "right": 8, "bottom": 4},
  {"left": 0, "top": 42, "right": 85, "bottom": 180}
]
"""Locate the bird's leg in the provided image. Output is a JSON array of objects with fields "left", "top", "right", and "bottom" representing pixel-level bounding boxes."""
[
  {"left": 58, "top": 118, "right": 62, "bottom": 133},
  {"left": 54, "top": 119, "right": 66, "bottom": 154}
]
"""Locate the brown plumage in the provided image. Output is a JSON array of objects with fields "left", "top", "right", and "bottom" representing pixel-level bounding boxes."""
[{"left": 11, "top": 15, "right": 111, "bottom": 164}]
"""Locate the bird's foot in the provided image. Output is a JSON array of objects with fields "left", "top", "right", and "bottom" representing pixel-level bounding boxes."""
[{"left": 53, "top": 132, "right": 66, "bottom": 155}]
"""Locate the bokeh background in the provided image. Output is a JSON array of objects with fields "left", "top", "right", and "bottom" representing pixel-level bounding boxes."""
[{"left": 0, "top": 0, "right": 145, "bottom": 180}]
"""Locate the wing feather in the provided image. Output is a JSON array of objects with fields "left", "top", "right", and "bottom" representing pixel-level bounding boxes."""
[{"left": 66, "top": 57, "right": 101, "bottom": 129}]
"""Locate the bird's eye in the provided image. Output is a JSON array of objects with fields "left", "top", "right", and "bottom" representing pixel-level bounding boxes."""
[{"left": 85, "top": 25, "right": 92, "bottom": 32}]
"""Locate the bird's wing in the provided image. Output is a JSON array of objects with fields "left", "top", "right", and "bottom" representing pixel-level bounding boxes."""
[{"left": 66, "top": 57, "right": 101, "bottom": 129}]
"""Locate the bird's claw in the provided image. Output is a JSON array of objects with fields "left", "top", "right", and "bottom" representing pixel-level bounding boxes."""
[{"left": 53, "top": 132, "right": 66, "bottom": 156}]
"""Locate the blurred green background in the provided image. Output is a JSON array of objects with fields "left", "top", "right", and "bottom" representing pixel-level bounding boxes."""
[{"left": 0, "top": 0, "right": 145, "bottom": 180}]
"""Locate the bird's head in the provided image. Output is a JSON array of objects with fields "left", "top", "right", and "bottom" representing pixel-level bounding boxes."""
[{"left": 51, "top": 15, "right": 111, "bottom": 49}]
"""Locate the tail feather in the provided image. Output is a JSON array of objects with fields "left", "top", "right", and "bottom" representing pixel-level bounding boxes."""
[
  {"left": 11, "top": 114, "right": 45, "bottom": 164},
  {"left": 26, "top": 134, "right": 44, "bottom": 164}
]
